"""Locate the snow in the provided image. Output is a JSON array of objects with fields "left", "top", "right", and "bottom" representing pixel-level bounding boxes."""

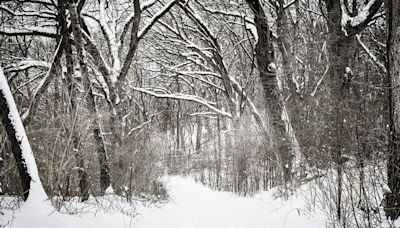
[
  {"left": 0, "top": 6, "right": 56, "bottom": 19},
  {"left": 340, "top": 0, "right": 377, "bottom": 35},
  {"left": 138, "top": 0, "right": 177, "bottom": 39},
  {"left": 5, "top": 59, "right": 50, "bottom": 73},
  {"left": 2, "top": 196, "right": 135, "bottom": 228},
  {"left": 0, "top": 26, "right": 56, "bottom": 36},
  {"left": 382, "top": 184, "right": 392, "bottom": 194},
  {"left": 356, "top": 34, "right": 387, "bottom": 73},
  {"left": 245, "top": 23, "right": 258, "bottom": 43},
  {"left": 345, "top": 66, "right": 352, "bottom": 74},
  {"left": 340, "top": 0, "right": 351, "bottom": 36},
  {"left": 349, "top": 0, "right": 377, "bottom": 27},
  {"left": 105, "top": 186, "right": 114, "bottom": 194},
  {"left": 2, "top": 175, "right": 327, "bottom": 228},
  {"left": 99, "top": 0, "right": 121, "bottom": 84},
  {"left": 131, "top": 87, "right": 232, "bottom": 118},
  {"left": 128, "top": 176, "right": 325, "bottom": 227},
  {"left": 21, "top": 37, "right": 64, "bottom": 121},
  {"left": 141, "top": 0, "right": 157, "bottom": 9}
]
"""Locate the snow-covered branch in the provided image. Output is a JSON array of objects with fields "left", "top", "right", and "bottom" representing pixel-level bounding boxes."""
[
  {"left": 0, "top": 6, "right": 56, "bottom": 19},
  {"left": 21, "top": 38, "right": 64, "bottom": 124},
  {"left": 131, "top": 87, "right": 232, "bottom": 118},
  {"left": 0, "top": 27, "right": 57, "bottom": 38},
  {"left": 138, "top": 0, "right": 178, "bottom": 40},
  {"left": 4, "top": 60, "right": 50, "bottom": 73},
  {"left": 99, "top": 0, "right": 121, "bottom": 84},
  {"left": 356, "top": 34, "right": 386, "bottom": 74},
  {"left": 118, "top": 0, "right": 158, "bottom": 54},
  {"left": 340, "top": 0, "right": 384, "bottom": 36}
]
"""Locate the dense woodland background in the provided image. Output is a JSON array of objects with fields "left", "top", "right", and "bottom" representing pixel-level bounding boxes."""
[{"left": 1, "top": 0, "right": 400, "bottom": 227}]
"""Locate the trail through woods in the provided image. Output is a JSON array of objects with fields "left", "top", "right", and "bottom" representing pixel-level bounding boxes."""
[
  {"left": 1, "top": 176, "right": 326, "bottom": 228},
  {"left": 133, "top": 176, "right": 325, "bottom": 227}
]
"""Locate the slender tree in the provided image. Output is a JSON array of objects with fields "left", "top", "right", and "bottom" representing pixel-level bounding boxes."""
[{"left": 385, "top": 0, "right": 400, "bottom": 220}]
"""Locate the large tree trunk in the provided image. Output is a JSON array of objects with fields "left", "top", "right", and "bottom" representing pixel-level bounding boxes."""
[
  {"left": 0, "top": 67, "right": 47, "bottom": 201},
  {"left": 276, "top": 0, "right": 302, "bottom": 176},
  {"left": 59, "top": 1, "right": 90, "bottom": 201},
  {"left": 385, "top": 0, "right": 400, "bottom": 220},
  {"left": 245, "top": 0, "right": 293, "bottom": 184},
  {"left": 68, "top": 1, "right": 112, "bottom": 194}
]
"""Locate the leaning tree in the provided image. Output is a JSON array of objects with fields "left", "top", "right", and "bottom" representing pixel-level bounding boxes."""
[{"left": 0, "top": 66, "right": 47, "bottom": 202}]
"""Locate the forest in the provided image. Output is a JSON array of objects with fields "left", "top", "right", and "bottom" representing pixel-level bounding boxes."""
[{"left": 0, "top": 0, "right": 399, "bottom": 227}]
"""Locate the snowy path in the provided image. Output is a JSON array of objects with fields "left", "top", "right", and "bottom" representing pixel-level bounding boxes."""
[
  {"left": 2, "top": 176, "right": 325, "bottom": 228},
  {"left": 133, "top": 176, "right": 325, "bottom": 227}
]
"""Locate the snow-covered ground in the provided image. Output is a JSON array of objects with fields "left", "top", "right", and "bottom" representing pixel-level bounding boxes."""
[
  {"left": 1, "top": 176, "right": 327, "bottom": 228},
  {"left": 133, "top": 176, "right": 326, "bottom": 228}
]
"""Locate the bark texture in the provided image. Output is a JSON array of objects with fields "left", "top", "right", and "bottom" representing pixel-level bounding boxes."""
[
  {"left": 386, "top": 0, "right": 400, "bottom": 220},
  {"left": 61, "top": 1, "right": 90, "bottom": 201},
  {"left": 0, "top": 82, "right": 31, "bottom": 200},
  {"left": 68, "top": 1, "right": 111, "bottom": 194},
  {"left": 245, "top": 0, "right": 293, "bottom": 183}
]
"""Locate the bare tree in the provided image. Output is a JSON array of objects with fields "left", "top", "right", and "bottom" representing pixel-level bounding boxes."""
[
  {"left": 244, "top": 0, "right": 294, "bottom": 184},
  {"left": 67, "top": 0, "right": 112, "bottom": 195}
]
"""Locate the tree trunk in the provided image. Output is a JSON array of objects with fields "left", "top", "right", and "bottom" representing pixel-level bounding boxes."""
[
  {"left": 0, "top": 67, "right": 47, "bottom": 201},
  {"left": 215, "top": 114, "right": 222, "bottom": 188},
  {"left": 245, "top": 0, "right": 293, "bottom": 184},
  {"left": 0, "top": 92, "right": 30, "bottom": 200},
  {"left": 195, "top": 116, "right": 202, "bottom": 152},
  {"left": 326, "top": 22, "right": 353, "bottom": 222},
  {"left": 276, "top": 0, "right": 302, "bottom": 176},
  {"left": 68, "top": 1, "right": 112, "bottom": 194},
  {"left": 323, "top": 0, "right": 383, "bottom": 220},
  {"left": 385, "top": 0, "right": 400, "bottom": 220},
  {"left": 59, "top": 1, "right": 90, "bottom": 201}
]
